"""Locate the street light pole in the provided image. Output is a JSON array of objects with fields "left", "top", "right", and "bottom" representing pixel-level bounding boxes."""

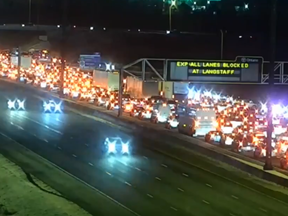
[
  {"left": 28, "top": 0, "right": 32, "bottom": 24},
  {"left": 264, "top": 0, "right": 277, "bottom": 171},
  {"left": 17, "top": 47, "right": 21, "bottom": 81},
  {"left": 169, "top": 0, "right": 177, "bottom": 31},
  {"left": 117, "top": 68, "right": 124, "bottom": 117},
  {"left": 60, "top": 0, "right": 68, "bottom": 98},
  {"left": 220, "top": 29, "right": 224, "bottom": 59}
]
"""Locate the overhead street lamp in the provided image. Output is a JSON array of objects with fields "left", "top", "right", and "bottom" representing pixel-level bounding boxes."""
[
  {"left": 264, "top": 0, "right": 277, "bottom": 171},
  {"left": 169, "top": 0, "right": 177, "bottom": 31}
]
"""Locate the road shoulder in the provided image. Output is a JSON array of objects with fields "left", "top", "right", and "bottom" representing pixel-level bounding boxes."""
[
  {"left": 0, "top": 153, "right": 91, "bottom": 216},
  {"left": 0, "top": 134, "right": 136, "bottom": 216}
]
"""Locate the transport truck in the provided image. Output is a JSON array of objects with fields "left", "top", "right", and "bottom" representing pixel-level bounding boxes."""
[{"left": 93, "top": 70, "right": 119, "bottom": 91}]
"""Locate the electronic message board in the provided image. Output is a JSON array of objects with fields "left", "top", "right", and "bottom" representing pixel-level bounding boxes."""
[{"left": 167, "top": 56, "right": 263, "bottom": 83}]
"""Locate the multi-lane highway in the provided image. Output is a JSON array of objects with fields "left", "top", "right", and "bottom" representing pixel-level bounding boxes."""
[{"left": 1, "top": 84, "right": 288, "bottom": 216}]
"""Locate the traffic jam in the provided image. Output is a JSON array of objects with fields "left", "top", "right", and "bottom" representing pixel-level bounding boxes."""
[{"left": 1, "top": 51, "right": 288, "bottom": 170}]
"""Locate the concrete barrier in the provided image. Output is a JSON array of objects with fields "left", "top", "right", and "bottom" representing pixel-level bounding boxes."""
[{"left": 2, "top": 78, "right": 288, "bottom": 187}]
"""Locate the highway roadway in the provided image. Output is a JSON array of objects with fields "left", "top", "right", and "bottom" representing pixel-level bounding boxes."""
[{"left": 0, "top": 85, "right": 288, "bottom": 216}]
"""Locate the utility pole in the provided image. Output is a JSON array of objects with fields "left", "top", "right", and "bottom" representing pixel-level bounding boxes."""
[
  {"left": 169, "top": 0, "right": 177, "bottom": 31},
  {"left": 60, "top": 0, "right": 68, "bottom": 98},
  {"left": 17, "top": 47, "right": 21, "bottom": 81},
  {"left": 117, "top": 68, "right": 124, "bottom": 117},
  {"left": 264, "top": 0, "right": 277, "bottom": 170}
]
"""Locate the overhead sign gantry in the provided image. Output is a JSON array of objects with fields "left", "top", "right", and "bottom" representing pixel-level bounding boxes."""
[{"left": 167, "top": 56, "right": 264, "bottom": 83}]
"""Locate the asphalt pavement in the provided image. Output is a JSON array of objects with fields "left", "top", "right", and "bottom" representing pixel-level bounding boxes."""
[{"left": 0, "top": 85, "right": 288, "bottom": 216}]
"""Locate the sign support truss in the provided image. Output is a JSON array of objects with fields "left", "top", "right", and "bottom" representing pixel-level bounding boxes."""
[
  {"left": 261, "top": 61, "right": 288, "bottom": 84},
  {"left": 123, "top": 58, "right": 166, "bottom": 81},
  {"left": 123, "top": 58, "right": 288, "bottom": 84}
]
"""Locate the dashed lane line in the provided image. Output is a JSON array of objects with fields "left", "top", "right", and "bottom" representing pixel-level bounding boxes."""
[
  {"left": 202, "top": 200, "right": 210, "bottom": 205},
  {"left": 0, "top": 132, "right": 141, "bottom": 216},
  {"left": 259, "top": 208, "right": 267, "bottom": 213},
  {"left": 125, "top": 182, "right": 132, "bottom": 187},
  {"left": 182, "top": 173, "right": 189, "bottom": 177},
  {"left": 147, "top": 194, "right": 153, "bottom": 198},
  {"left": 170, "top": 206, "right": 178, "bottom": 211}
]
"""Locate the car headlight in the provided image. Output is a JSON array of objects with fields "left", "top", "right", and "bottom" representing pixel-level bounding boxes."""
[
  {"left": 7, "top": 100, "right": 16, "bottom": 109},
  {"left": 17, "top": 99, "right": 25, "bottom": 110},
  {"left": 108, "top": 142, "right": 116, "bottom": 153},
  {"left": 43, "top": 101, "right": 62, "bottom": 113},
  {"left": 54, "top": 102, "right": 62, "bottom": 112},
  {"left": 8, "top": 99, "right": 25, "bottom": 110},
  {"left": 43, "top": 102, "right": 51, "bottom": 112},
  {"left": 121, "top": 143, "right": 129, "bottom": 154}
]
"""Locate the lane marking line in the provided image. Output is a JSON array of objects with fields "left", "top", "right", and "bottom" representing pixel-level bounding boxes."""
[
  {"left": 125, "top": 182, "right": 132, "bottom": 187},
  {"left": 170, "top": 206, "right": 178, "bottom": 211},
  {"left": 161, "top": 164, "right": 168, "bottom": 168},
  {"left": 17, "top": 125, "right": 24, "bottom": 130},
  {"left": 202, "top": 200, "right": 210, "bottom": 205},
  {"left": 182, "top": 173, "right": 189, "bottom": 177},
  {"left": 146, "top": 194, "right": 153, "bottom": 198},
  {"left": 259, "top": 208, "right": 267, "bottom": 212},
  {"left": 149, "top": 146, "right": 288, "bottom": 206},
  {"left": 28, "top": 86, "right": 288, "bottom": 206},
  {"left": 0, "top": 132, "right": 141, "bottom": 216},
  {"left": 19, "top": 114, "right": 63, "bottom": 135}
]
